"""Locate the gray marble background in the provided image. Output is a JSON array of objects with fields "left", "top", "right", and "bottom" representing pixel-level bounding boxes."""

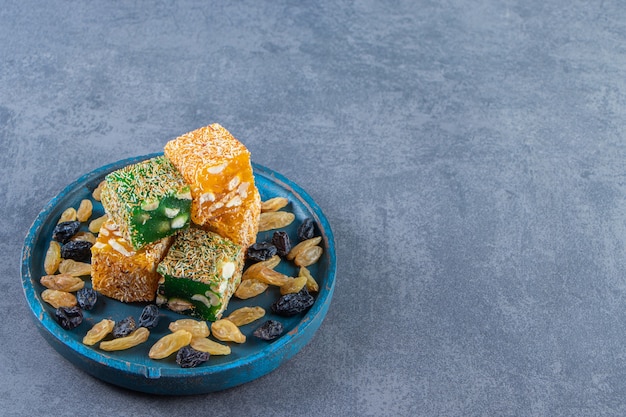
[{"left": 3, "top": 0, "right": 626, "bottom": 416}]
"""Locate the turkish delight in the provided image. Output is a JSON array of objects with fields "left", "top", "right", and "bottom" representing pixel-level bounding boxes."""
[
  {"left": 156, "top": 227, "right": 244, "bottom": 321},
  {"left": 91, "top": 219, "right": 173, "bottom": 302},
  {"left": 100, "top": 156, "right": 192, "bottom": 250},
  {"left": 164, "top": 123, "right": 260, "bottom": 247}
]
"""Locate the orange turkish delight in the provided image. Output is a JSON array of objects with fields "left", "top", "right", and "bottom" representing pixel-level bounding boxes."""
[
  {"left": 164, "top": 123, "right": 260, "bottom": 247},
  {"left": 91, "top": 219, "right": 173, "bottom": 302}
]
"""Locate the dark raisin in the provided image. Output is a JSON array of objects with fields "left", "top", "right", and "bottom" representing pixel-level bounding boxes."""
[
  {"left": 297, "top": 218, "right": 316, "bottom": 241},
  {"left": 55, "top": 306, "right": 83, "bottom": 330},
  {"left": 138, "top": 304, "right": 160, "bottom": 329},
  {"left": 253, "top": 320, "right": 284, "bottom": 341},
  {"left": 60, "top": 240, "right": 93, "bottom": 262},
  {"left": 176, "top": 346, "right": 210, "bottom": 368},
  {"left": 76, "top": 287, "right": 98, "bottom": 310},
  {"left": 52, "top": 221, "right": 81, "bottom": 244},
  {"left": 247, "top": 241, "right": 277, "bottom": 262},
  {"left": 112, "top": 316, "right": 136, "bottom": 338},
  {"left": 271, "top": 287, "right": 315, "bottom": 316},
  {"left": 271, "top": 231, "right": 291, "bottom": 257}
]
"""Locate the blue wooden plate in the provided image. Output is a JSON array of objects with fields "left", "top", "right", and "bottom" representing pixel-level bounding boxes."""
[{"left": 20, "top": 153, "right": 336, "bottom": 395}]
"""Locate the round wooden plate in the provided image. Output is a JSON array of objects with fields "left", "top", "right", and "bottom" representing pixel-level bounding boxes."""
[{"left": 21, "top": 153, "right": 336, "bottom": 395}]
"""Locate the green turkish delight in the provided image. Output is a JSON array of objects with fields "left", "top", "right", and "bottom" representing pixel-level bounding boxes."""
[
  {"left": 156, "top": 227, "right": 243, "bottom": 321},
  {"left": 100, "top": 156, "right": 192, "bottom": 250}
]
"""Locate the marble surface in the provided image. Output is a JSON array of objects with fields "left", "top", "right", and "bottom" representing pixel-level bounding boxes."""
[{"left": 3, "top": 0, "right": 626, "bottom": 415}]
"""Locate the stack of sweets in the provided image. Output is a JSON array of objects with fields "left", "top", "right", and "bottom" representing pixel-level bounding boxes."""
[
  {"left": 90, "top": 124, "right": 261, "bottom": 320},
  {"left": 159, "top": 124, "right": 261, "bottom": 319}
]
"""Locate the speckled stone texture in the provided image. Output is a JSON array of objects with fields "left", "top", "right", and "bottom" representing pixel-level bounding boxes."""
[{"left": 3, "top": 0, "right": 626, "bottom": 416}]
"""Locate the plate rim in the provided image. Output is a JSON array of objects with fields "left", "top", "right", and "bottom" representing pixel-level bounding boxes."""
[{"left": 20, "top": 153, "right": 336, "bottom": 387}]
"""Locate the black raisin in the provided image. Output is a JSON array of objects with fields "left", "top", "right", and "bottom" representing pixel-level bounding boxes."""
[
  {"left": 297, "top": 218, "right": 316, "bottom": 241},
  {"left": 247, "top": 241, "right": 278, "bottom": 262},
  {"left": 52, "top": 221, "right": 81, "bottom": 244},
  {"left": 76, "top": 287, "right": 98, "bottom": 310},
  {"left": 271, "top": 231, "right": 291, "bottom": 257},
  {"left": 112, "top": 316, "right": 136, "bottom": 338},
  {"left": 271, "top": 287, "right": 315, "bottom": 316},
  {"left": 60, "top": 240, "right": 93, "bottom": 262},
  {"left": 253, "top": 320, "right": 284, "bottom": 341},
  {"left": 55, "top": 306, "right": 83, "bottom": 330},
  {"left": 138, "top": 304, "right": 160, "bottom": 329},
  {"left": 176, "top": 346, "right": 210, "bottom": 368}
]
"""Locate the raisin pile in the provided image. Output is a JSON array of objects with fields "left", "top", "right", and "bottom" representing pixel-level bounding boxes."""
[{"left": 42, "top": 190, "right": 326, "bottom": 366}]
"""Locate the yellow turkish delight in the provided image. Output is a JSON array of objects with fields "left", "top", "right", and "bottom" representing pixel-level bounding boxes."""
[
  {"left": 164, "top": 123, "right": 260, "bottom": 247},
  {"left": 91, "top": 219, "right": 173, "bottom": 302}
]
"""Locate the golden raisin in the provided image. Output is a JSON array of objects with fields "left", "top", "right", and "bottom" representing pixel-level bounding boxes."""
[
  {"left": 88, "top": 214, "right": 108, "bottom": 233},
  {"left": 168, "top": 319, "right": 210, "bottom": 338},
  {"left": 83, "top": 319, "right": 115, "bottom": 346},
  {"left": 190, "top": 337, "right": 232, "bottom": 355},
  {"left": 280, "top": 275, "right": 308, "bottom": 295},
  {"left": 43, "top": 241, "right": 62, "bottom": 275},
  {"left": 40, "top": 273, "right": 84, "bottom": 292},
  {"left": 58, "top": 259, "right": 92, "bottom": 276},
  {"left": 211, "top": 320, "right": 246, "bottom": 343},
  {"left": 260, "top": 254, "right": 282, "bottom": 269},
  {"left": 258, "top": 211, "right": 295, "bottom": 232},
  {"left": 41, "top": 289, "right": 77, "bottom": 308},
  {"left": 287, "top": 236, "right": 322, "bottom": 260},
  {"left": 149, "top": 330, "right": 192, "bottom": 359},
  {"left": 92, "top": 180, "right": 105, "bottom": 201},
  {"left": 76, "top": 199, "right": 93, "bottom": 222},
  {"left": 242, "top": 255, "right": 281, "bottom": 280},
  {"left": 58, "top": 207, "right": 77, "bottom": 223},
  {"left": 99, "top": 327, "right": 150, "bottom": 351},
  {"left": 70, "top": 231, "right": 97, "bottom": 244},
  {"left": 261, "top": 197, "right": 289, "bottom": 212},
  {"left": 294, "top": 246, "right": 323, "bottom": 267},
  {"left": 234, "top": 279, "right": 268, "bottom": 299},
  {"left": 299, "top": 266, "right": 319, "bottom": 293},
  {"left": 225, "top": 306, "right": 266, "bottom": 326},
  {"left": 246, "top": 266, "right": 291, "bottom": 286}
]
